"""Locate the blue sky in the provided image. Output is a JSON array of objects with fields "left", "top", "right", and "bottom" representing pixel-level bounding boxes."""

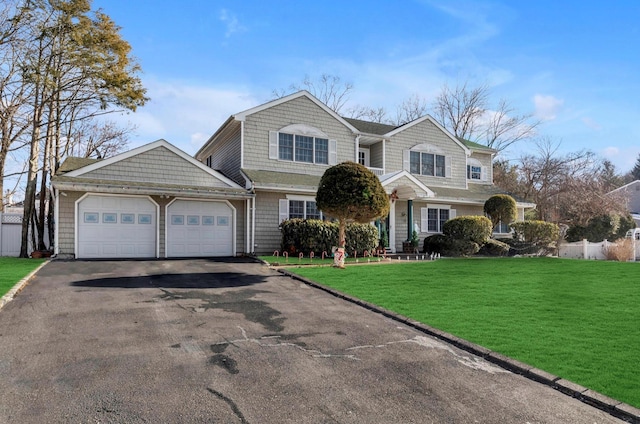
[{"left": 91, "top": 0, "right": 640, "bottom": 172}]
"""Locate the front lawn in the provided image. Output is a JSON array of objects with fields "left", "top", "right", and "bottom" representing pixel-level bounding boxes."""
[
  {"left": 287, "top": 257, "right": 640, "bottom": 408},
  {"left": 0, "top": 257, "right": 46, "bottom": 298}
]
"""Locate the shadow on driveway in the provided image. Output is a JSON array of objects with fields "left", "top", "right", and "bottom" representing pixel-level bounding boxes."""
[{"left": 71, "top": 272, "right": 268, "bottom": 289}]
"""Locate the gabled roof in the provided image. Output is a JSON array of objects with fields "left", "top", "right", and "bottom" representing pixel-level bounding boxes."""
[
  {"left": 608, "top": 179, "right": 640, "bottom": 194},
  {"left": 234, "top": 90, "right": 360, "bottom": 134},
  {"left": 57, "top": 157, "right": 100, "bottom": 173},
  {"left": 342, "top": 117, "right": 398, "bottom": 136},
  {"left": 458, "top": 138, "right": 497, "bottom": 154},
  {"left": 378, "top": 170, "right": 435, "bottom": 198},
  {"left": 63, "top": 139, "right": 242, "bottom": 189},
  {"left": 385, "top": 115, "right": 470, "bottom": 155}
]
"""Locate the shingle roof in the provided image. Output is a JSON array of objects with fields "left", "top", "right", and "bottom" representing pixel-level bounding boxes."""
[
  {"left": 57, "top": 157, "right": 100, "bottom": 174},
  {"left": 342, "top": 117, "right": 398, "bottom": 135},
  {"left": 457, "top": 138, "right": 497, "bottom": 153},
  {"left": 242, "top": 169, "right": 320, "bottom": 191}
]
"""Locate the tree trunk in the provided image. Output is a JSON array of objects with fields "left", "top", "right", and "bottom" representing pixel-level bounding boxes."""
[{"left": 333, "top": 219, "right": 347, "bottom": 268}]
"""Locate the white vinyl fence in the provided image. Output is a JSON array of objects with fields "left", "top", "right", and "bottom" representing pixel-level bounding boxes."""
[
  {"left": 0, "top": 212, "right": 49, "bottom": 257},
  {"left": 558, "top": 238, "right": 640, "bottom": 261}
]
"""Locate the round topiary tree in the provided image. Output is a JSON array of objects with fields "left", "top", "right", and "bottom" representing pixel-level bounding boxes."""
[
  {"left": 316, "top": 161, "right": 390, "bottom": 268},
  {"left": 483, "top": 194, "right": 517, "bottom": 230}
]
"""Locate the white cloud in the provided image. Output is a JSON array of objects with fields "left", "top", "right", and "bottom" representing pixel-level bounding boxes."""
[
  {"left": 602, "top": 146, "right": 640, "bottom": 173},
  {"left": 219, "top": 9, "right": 246, "bottom": 38},
  {"left": 533, "top": 94, "right": 563, "bottom": 121}
]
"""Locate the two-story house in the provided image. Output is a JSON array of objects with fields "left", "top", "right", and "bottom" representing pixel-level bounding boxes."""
[
  {"left": 52, "top": 90, "right": 533, "bottom": 259},
  {"left": 196, "top": 90, "right": 533, "bottom": 255}
]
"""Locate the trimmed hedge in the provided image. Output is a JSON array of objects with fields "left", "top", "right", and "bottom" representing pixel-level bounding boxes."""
[
  {"left": 443, "top": 215, "right": 492, "bottom": 244},
  {"left": 280, "top": 219, "right": 378, "bottom": 256},
  {"left": 510, "top": 220, "right": 559, "bottom": 245},
  {"left": 423, "top": 234, "right": 480, "bottom": 257},
  {"left": 478, "top": 238, "right": 510, "bottom": 256}
]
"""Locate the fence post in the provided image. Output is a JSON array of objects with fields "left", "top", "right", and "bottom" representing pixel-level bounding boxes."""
[
  {"left": 0, "top": 211, "right": 3, "bottom": 256},
  {"left": 582, "top": 239, "right": 588, "bottom": 259}
]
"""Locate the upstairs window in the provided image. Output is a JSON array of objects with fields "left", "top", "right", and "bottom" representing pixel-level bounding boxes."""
[
  {"left": 270, "top": 125, "right": 336, "bottom": 165},
  {"left": 466, "top": 158, "right": 487, "bottom": 181},
  {"left": 410, "top": 152, "right": 446, "bottom": 177},
  {"left": 404, "top": 144, "right": 450, "bottom": 178},
  {"left": 467, "top": 165, "right": 482, "bottom": 180}
]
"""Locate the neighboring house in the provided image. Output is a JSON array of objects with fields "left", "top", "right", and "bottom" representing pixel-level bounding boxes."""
[
  {"left": 195, "top": 90, "right": 534, "bottom": 255},
  {"left": 608, "top": 180, "right": 640, "bottom": 227},
  {"left": 51, "top": 90, "right": 534, "bottom": 259}
]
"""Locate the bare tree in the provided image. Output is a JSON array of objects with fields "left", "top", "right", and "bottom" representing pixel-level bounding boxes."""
[
  {"left": 432, "top": 81, "right": 538, "bottom": 152},
  {"left": 493, "top": 137, "right": 627, "bottom": 226},
  {"left": 394, "top": 94, "right": 428, "bottom": 126},
  {"left": 432, "top": 81, "right": 488, "bottom": 141},
  {"left": 272, "top": 73, "right": 353, "bottom": 114},
  {"left": 482, "top": 99, "right": 540, "bottom": 152},
  {"left": 344, "top": 105, "right": 388, "bottom": 123}
]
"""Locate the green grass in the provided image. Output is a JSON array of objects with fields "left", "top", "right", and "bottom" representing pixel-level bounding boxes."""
[
  {"left": 0, "top": 257, "right": 46, "bottom": 298},
  {"left": 287, "top": 257, "right": 640, "bottom": 407}
]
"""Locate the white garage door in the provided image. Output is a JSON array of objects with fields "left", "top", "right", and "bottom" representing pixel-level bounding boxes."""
[
  {"left": 78, "top": 195, "right": 157, "bottom": 258},
  {"left": 167, "top": 200, "right": 233, "bottom": 257}
]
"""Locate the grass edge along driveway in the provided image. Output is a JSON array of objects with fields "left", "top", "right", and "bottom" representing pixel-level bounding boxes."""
[
  {"left": 0, "top": 257, "right": 46, "bottom": 298},
  {"left": 286, "top": 257, "right": 640, "bottom": 408}
]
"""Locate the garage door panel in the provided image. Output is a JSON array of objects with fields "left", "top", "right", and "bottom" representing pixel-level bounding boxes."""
[
  {"left": 78, "top": 195, "right": 157, "bottom": 259},
  {"left": 167, "top": 200, "right": 233, "bottom": 257}
]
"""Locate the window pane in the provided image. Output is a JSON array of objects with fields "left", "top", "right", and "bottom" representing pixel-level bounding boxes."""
[
  {"left": 306, "top": 201, "right": 321, "bottom": 220},
  {"left": 471, "top": 166, "right": 481, "bottom": 180},
  {"left": 427, "top": 208, "right": 438, "bottom": 232},
  {"left": 435, "top": 155, "right": 445, "bottom": 177},
  {"left": 315, "top": 138, "right": 328, "bottom": 164},
  {"left": 422, "top": 153, "right": 434, "bottom": 176},
  {"left": 289, "top": 200, "right": 304, "bottom": 219},
  {"left": 295, "top": 135, "right": 314, "bottom": 163},
  {"left": 439, "top": 209, "right": 450, "bottom": 230},
  {"left": 410, "top": 151, "right": 421, "bottom": 174},
  {"left": 279, "top": 133, "right": 293, "bottom": 160}
]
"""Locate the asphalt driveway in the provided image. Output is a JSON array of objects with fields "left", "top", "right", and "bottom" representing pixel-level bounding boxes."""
[{"left": 0, "top": 259, "right": 626, "bottom": 423}]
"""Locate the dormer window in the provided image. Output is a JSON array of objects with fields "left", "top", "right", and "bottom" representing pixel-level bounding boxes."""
[{"left": 269, "top": 124, "right": 336, "bottom": 165}]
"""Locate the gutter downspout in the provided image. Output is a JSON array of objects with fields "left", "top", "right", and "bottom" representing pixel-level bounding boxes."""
[
  {"left": 54, "top": 187, "right": 59, "bottom": 256},
  {"left": 355, "top": 135, "right": 360, "bottom": 163},
  {"left": 246, "top": 199, "right": 250, "bottom": 254}
]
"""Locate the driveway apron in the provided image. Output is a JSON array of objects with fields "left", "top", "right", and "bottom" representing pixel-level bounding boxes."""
[{"left": 0, "top": 259, "right": 624, "bottom": 423}]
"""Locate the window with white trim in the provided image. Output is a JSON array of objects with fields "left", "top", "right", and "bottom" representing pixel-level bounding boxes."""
[
  {"left": 404, "top": 144, "right": 450, "bottom": 178},
  {"left": 410, "top": 151, "right": 446, "bottom": 177},
  {"left": 466, "top": 158, "right": 487, "bottom": 181},
  {"left": 467, "top": 165, "right": 482, "bottom": 180},
  {"left": 421, "top": 206, "right": 456, "bottom": 233},
  {"left": 279, "top": 198, "right": 323, "bottom": 222},
  {"left": 270, "top": 125, "right": 336, "bottom": 165}
]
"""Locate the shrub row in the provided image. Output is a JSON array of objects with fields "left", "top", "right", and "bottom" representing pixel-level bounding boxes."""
[
  {"left": 565, "top": 214, "right": 636, "bottom": 242},
  {"left": 280, "top": 219, "right": 378, "bottom": 256},
  {"left": 423, "top": 217, "right": 560, "bottom": 257}
]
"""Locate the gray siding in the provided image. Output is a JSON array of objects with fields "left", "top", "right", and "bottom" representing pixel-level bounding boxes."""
[
  {"left": 209, "top": 130, "right": 243, "bottom": 186},
  {"left": 253, "top": 191, "right": 282, "bottom": 254},
  {"left": 469, "top": 151, "right": 493, "bottom": 184},
  {"left": 620, "top": 182, "right": 640, "bottom": 214},
  {"left": 387, "top": 119, "right": 467, "bottom": 189},
  {"left": 84, "top": 146, "right": 232, "bottom": 189},
  {"left": 243, "top": 96, "right": 356, "bottom": 176},
  {"left": 370, "top": 141, "right": 384, "bottom": 169},
  {"left": 57, "top": 191, "right": 84, "bottom": 256}
]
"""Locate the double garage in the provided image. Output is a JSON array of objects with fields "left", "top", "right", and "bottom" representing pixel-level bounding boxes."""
[{"left": 76, "top": 195, "right": 235, "bottom": 259}]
